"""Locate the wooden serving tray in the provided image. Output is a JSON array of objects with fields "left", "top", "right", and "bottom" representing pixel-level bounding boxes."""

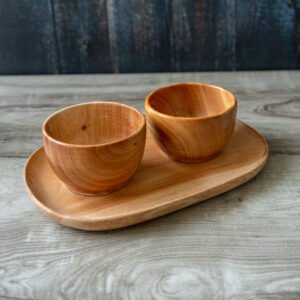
[{"left": 24, "top": 121, "right": 268, "bottom": 231}]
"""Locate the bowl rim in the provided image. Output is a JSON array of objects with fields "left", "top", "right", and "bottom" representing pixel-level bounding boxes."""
[
  {"left": 145, "top": 82, "right": 237, "bottom": 120},
  {"left": 42, "top": 101, "right": 146, "bottom": 148}
]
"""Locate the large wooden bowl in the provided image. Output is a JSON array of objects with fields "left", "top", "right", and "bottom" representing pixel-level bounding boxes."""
[
  {"left": 145, "top": 83, "right": 237, "bottom": 163},
  {"left": 43, "top": 102, "right": 146, "bottom": 195}
]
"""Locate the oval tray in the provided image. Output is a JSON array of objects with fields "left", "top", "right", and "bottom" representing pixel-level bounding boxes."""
[{"left": 24, "top": 120, "right": 268, "bottom": 231}]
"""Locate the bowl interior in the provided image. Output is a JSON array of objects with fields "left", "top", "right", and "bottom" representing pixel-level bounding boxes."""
[
  {"left": 147, "top": 83, "right": 236, "bottom": 118},
  {"left": 44, "top": 102, "right": 144, "bottom": 145}
]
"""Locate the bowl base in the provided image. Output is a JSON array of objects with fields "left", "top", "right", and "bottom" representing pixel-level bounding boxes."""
[
  {"left": 167, "top": 151, "right": 222, "bottom": 164},
  {"left": 65, "top": 181, "right": 130, "bottom": 197}
]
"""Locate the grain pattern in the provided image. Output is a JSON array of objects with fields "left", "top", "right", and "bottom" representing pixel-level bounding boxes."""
[
  {"left": 24, "top": 121, "right": 268, "bottom": 230},
  {"left": 42, "top": 102, "right": 146, "bottom": 194},
  {"left": 0, "top": 71, "right": 299, "bottom": 157},
  {"left": 106, "top": 0, "right": 172, "bottom": 72},
  {"left": 236, "top": 0, "right": 300, "bottom": 70},
  {"left": 1, "top": 154, "right": 300, "bottom": 299},
  {"left": 1, "top": 1, "right": 299, "bottom": 74},
  {"left": 0, "top": 0, "right": 58, "bottom": 74},
  {"left": 145, "top": 83, "right": 237, "bottom": 162},
  {"left": 0, "top": 71, "right": 300, "bottom": 299},
  {"left": 52, "top": 0, "right": 113, "bottom": 73},
  {"left": 168, "top": 0, "right": 236, "bottom": 71}
]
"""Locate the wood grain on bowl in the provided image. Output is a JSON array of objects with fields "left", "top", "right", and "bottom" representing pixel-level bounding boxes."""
[
  {"left": 42, "top": 102, "right": 146, "bottom": 195},
  {"left": 25, "top": 121, "right": 268, "bottom": 231},
  {"left": 145, "top": 83, "right": 237, "bottom": 163}
]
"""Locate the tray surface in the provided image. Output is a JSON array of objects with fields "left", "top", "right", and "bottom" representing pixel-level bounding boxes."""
[{"left": 24, "top": 120, "right": 268, "bottom": 231}]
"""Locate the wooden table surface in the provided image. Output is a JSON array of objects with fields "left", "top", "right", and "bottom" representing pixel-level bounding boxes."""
[{"left": 0, "top": 71, "right": 300, "bottom": 300}]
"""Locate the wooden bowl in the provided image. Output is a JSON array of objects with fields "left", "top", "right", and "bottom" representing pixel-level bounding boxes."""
[
  {"left": 43, "top": 102, "right": 146, "bottom": 195},
  {"left": 145, "top": 83, "right": 237, "bottom": 163}
]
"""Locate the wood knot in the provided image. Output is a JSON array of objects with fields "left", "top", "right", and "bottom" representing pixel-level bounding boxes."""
[{"left": 255, "top": 97, "right": 300, "bottom": 118}]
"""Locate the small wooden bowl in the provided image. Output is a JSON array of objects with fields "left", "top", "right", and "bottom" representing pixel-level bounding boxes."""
[
  {"left": 43, "top": 102, "right": 146, "bottom": 195},
  {"left": 145, "top": 82, "right": 237, "bottom": 163}
]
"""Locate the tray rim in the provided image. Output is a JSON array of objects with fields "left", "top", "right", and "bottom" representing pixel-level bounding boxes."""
[{"left": 24, "top": 120, "right": 269, "bottom": 231}]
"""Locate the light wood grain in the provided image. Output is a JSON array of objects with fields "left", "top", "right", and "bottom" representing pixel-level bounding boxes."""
[
  {"left": 2, "top": 154, "right": 300, "bottom": 299},
  {"left": 0, "top": 71, "right": 300, "bottom": 299},
  {"left": 42, "top": 102, "right": 146, "bottom": 195},
  {"left": 0, "top": 71, "right": 299, "bottom": 157},
  {"left": 24, "top": 121, "right": 268, "bottom": 230},
  {"left": 145, "top": 82, "right": 237, "bottom": 162}
]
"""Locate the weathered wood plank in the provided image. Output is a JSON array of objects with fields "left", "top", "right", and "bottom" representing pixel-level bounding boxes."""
[
  {"left": 0, "top": 71, "right": 300, "bottom": 299},
  {"left": 295, "top": 0, "right": 300, "bottom": 58},
  {"left": 0, "top": 0, "right": 58, "bottom": 75},
  {"left": 168, "top": 0, "right": 236, "bottom": 71},
  {"left": 52, "top": 0, "right": 113, "bottom": 73},
  {"left": 0, "top": 71, "right": 299, "bottom": 157},
  {"left": 106, "top": 0, "right": 172, "bottom": 72},
  {"left": 105, "top": 0, "right": 236, "bottom": 72},
  {"left": 0, "top": 1, "right": 300, "bottom": 74},
  {"left": 236, "top": 0, "right": 300, "bottom": 70},
  {"left": 0, "top": 154, "right": 300, "bottom": 299}
]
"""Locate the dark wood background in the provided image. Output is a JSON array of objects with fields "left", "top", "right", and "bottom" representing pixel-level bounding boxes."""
[{"left": 0, "top": 0, "right": 299, "bottom": 74}]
